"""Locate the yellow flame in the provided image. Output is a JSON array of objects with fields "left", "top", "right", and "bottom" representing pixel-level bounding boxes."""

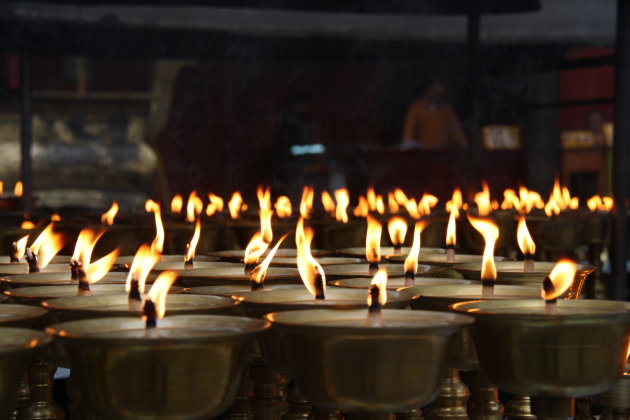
[
  {"left": 21, "top": 221, "right": 35, "bottom": 230},
  {"left": 257, "top": 185, "right": 272, "bottom": 211},
  {"left": 375, "top": 195, "right": 385, "bottom": 215},
  {"left": 146, "top": 271, "right": 178, "bottom": 319},
  {"left": 51, "top": 214, "right": 61, "bottom": 222},
  {"left": 446, "top": 207, "right": 457, "bottom": 246},
  {"left": 274, "top": 196, "right": 293, "bottom": 218},
  {"left": 387, "top": 216, "right": 407, "bottom": 247},
  {"left": 517, "top": 216, "right": 536, "bottom": 256},
  {"left": 186, "top": 191, "right": 203, "bottom": 223},
  {"left": 251, "top": 232, "right": 289, "bottom": 286},
  {"left": 260, "top": 208, "right": 274, "bottom": 244},
  {"left": 321, "top": 191, "right": 336, "bottom": 216},
  {"left": 446, "top": 188, "right": 463, "bottom": 217},
  {"left": 367, "top": 268, "right": 388, "bottom": 308},
  {"left": 125, "top": 244, "right": 159, "bottom": 294},
  {"left": 244, "top": 232, "right": 268, "bottom": 265},
  {"left": 14, "top": 181, "right": 23, "bottom": 197},
  {"left": 468, "top": 216, "right": 499, "bottom": 282},
  {"left": 388, "top": 192, "right": 400, "bottom": 214},
  {"left": 228, "top": 192, "right": 245, "bottom": 219},
  {"left": 545, "top": 177, "right": 578, "bottom": 216},
  {"left": 0, "top": 181, "right": 3, "bottom": 195},
  {"left": 185, "top": 219, "right": 201, "bottom": 262},
  {"left": 474, "top": 181, "right": 492, "bottom": 216},
  {"left": 353, "top": 195, "right": 369, "bottom": 217},
  {"left": 86, "top": 248, "right": 120, "bottom": 284},
  {"left": 206, "top": 193, "right": 224, "bottom": 216},
  {"left": 366, "top": 214, "right": 382, "bottom": 263},
  {"left": 300, "top": 186, "right": 314, "bottom": 219},
  {"left": 404, "top": 221, "right": 424, "bottom": 273},
  {"left": 171, "top": 195, "right": 183, "bottom": 214},
  {"left": 101, "top": 202, "right": 119, "bottom": 226},
  {"left": 404, "top": 198, "right": 420, "bottom": 219},
  {"left": 542, "top": 259, "right": 577, "bottom": 300},
  {"left": 30, "top": 223, "right": 65, "bottom": 268},
  {"left": 334, "top": 189, "right": 350, "bottom": 223},
  {"left": 587, "top": 195, "right": 614, "bottom": 212},
  {"left": 367, "top": 187, "right": 377, "bottom": 211},
  {"left": 14, "top": 235, "right": 28, "bottom": 260},
  {"left": 393, "top": 188, "right": 409, "bottom": 206},
  {"left": 501, "top": 189, "right": 517, "bottom": 210},
  {"left": 145, "top": 200, "right": 164, "bottom": 255},
  {"left": 72, "top": 228, "right": 105, "bottom": 268},
  {"left": 296, "top": 220, "right": 326, "bottom": 298},
  {"left": 418, "top": 193, "right": 438, "bottom": 216}
]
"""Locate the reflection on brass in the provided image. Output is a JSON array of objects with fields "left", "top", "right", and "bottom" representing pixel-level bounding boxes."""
[
  {"left": 424, "top": 368, "right": 469, "bottom": 420},
  {"left": 282, "top": 386, "right": 312, "bottom": 420},
  {"left": 249, "top": 358, "right": 287, "bottom": 420},
  {"left": 311, "top": 406, "right": 344, "bottom": 420},
  {"left": 229, "top": 365, "right": 254, "bottom": 420},
  {"left": 18, "top": 360, "right": 65, "bottom": 420},
  {"left": 574, "top": 397, "right": 596, "bottom": 420},
  {"left": 465, "top": 371, "right": 503, "bottom": 420},
  {"left": 337, "top": 247, "right": 444, "bottom": 259},
  {"left": 323, "top": 263, "right": 443, "bottom": 279},
  {"left": 330, "top": 277, "right": 474, "bottom": 291},
  {"left": 594, "top": 367, "right": 630, "bottom": 419},
  {"left": 10, "top": 375, "right": 29, "bottom": 420},
  {"left": 504, "top": 395, "right": 536, "bottom": 420},
  {"left": 394, "top": 408, "right": 423, "bottom": 420}
]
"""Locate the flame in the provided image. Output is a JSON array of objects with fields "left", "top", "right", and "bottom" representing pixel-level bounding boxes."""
[
  {"left": 185, "top": 219, "right": 201, "bottom": 262},
  {"left": 125, "top": 244, "right": 159, "bottom": 294},
  {"left": 85, "top": 249, "right": 119, "bottom": 284},
  {"left": 300, "top": 186, "right": 314, "bottom": 219},
  {"left": 446, "top": 207, "right": 457, "bottom": 246},
  {"left": 186, "top": 191, "right": 203, "bottom": 223},
  {"left": 541, "top": 259, "right": 577, "bottom": 300},
  {"left": 375, "top": 195, "right": 385, "bottom": 215},
  {"left": 544, "top": 199, "right": 561, "bottom": 217},
  {"left": 501, "top": 189, "right": 517, "bottom": 210},
  {"left": 296, "top": 219, "right": 326, "bottom": 298},
  {"left": 146, "top": 271, "right": 178, "bottom": 319},
  {"left": 354, "top": 196, "right": 369, "bottom": 217},
  {"left": 257, "top": 185, "right": 272, "bottom": 211},
  {"left": 334, "top": 189, "right": 350, "bottom": 223},
  {"left": 446, "top": 188, "right": 463, "bottom": 217},
  {"left": 251, "top": 232, "right": 289, "bottom": 287},
  {"left": 404, "top": 198, "right": 420, "bottom": 219},
  {"left": 228, "top": 192, "right": 246, "bottom": 219},
  {"left": 404, "top": 221, "right": 424, "bottom": 274},
  {"left": 244, "top": 232, "right": 268, "bottom": 265},
  {"left": 260, "top": 208, "right": 274, "bottom": 244},
  {"left": 0, "top": 181, "right": 3, "bottom": 195},
  {"left": 72, "top": 228, "right": 106, "bottom": 267},
  {"left": 145, "top": 200, "right": 164, "bottom": 255},
  {"left": 51, "top": 214, "right": 61, "bottom": 222},
  {"left": 474, "top": 181, "right": 492, "bottom": 216},
  {"left": 14, "top": 181, "right": 23, "bottom": 197},
  {"left": 367, "top": 187, "right": 377, "bottom": 211},
  {"left": 101, "top": 202, "right": 119, "bottom": 226},
  {"left": 365, "top": 214, "right": 382, "bottom": 263},
  {"left": 29, "top": 223, "right": 65, "bottom": 268},
  {"left": 587, "top": 195, "right": 614, "bottom": 212},
  {"left": 171, "top": 195, "right": 183, "bottom": 214},
  {"left": 274, "top": 196, "right": 293, "bottom": 218},
  {"left": 388, "top": 192, "right": 400, "bottom": 214},
  {"left": 418, "top": 193, "right": 438, "bottom": 216},
  {"left": 545, "top": 177, "right": 578, "bottom": 216},
  {"left": 387, "top": 216, "right": 407, "bottom": 247},
  {"left": 321, "top": 191, "right": 336, "bottom": 216},
  {"left": 206, "top": 194, "right": 224, "bottom": 216},
  {"left": 21, "top": 221, "right": 35, "bottom": 230},
  {"left": 468, "top": 216, "right": 499, "bottom": 282},
  {"left": 517, "top": 216, "right": 536, "bottom": 256},
  {"left": 14, "top": 235, "right": 28, "bottom": 260},
  {"left": 393, "top": 188, "right": 409, "bottom": 206},
  {"left": 367, "top": 268, "right": 388, "bottom": 308}
]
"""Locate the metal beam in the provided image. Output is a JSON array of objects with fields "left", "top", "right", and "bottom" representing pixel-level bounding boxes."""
[{"left": 20, "top": 50, "right": 32, "bottom": 212}]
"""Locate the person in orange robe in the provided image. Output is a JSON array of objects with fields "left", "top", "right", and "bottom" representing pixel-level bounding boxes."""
[{"left": 402, "top": 81, "right": 467, "bottom": 148}]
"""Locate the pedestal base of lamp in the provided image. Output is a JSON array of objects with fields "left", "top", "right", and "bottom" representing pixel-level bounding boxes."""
[
  {"left": 17, "top": 361, "right": 65, "bottom": 420},
  {"left": 466, "top": 371, "right": 503, "bottom": 420},
  {"left": 504, "top": 395, "right": 535, "bottom": 420},
  {"left": 574, "top": 397, "right": 596, "bottom": 420},
  {"left": 424, "top": 368, "right": 470, "bottom": 420},
  {"left": 250, "top": 359, "right": 287, "bottom": 420},
  {"left": 530, "top": 397, "right": 573, "bottom": 420},
  {"left": 311, "top": 406, "right": 344, "bottom": 420},
  {"left": 230, "top": 366, "right": 254, "bottom": 420},
  {"left": 9, "top": 374, "right": 30, "bottom": 420},
  {"left": 282, "top": 386, "right": 312, "bottom": 420},
  {"left": 394, "top": 407, "right": 423, "bottom": 420}
]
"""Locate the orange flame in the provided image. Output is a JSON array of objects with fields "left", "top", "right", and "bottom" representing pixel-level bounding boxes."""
[
  {"left": 257, "top": 185, "right": 272, "bottom": 211},
  {"left": 545, "top": 177, "right": 578, "bottom": 216},
  {"left": 501, "top": 189, "right": 517, "bottom": 210},
  {"left": 541, "top": 259, "right": 577, "bottom": 300},
  {"left": 446, "top": 188, "right": 463, "bottom": 217},
  {"left": 244, "top": 232, "right": 268, "bottom": 265},
  {"left": 86, "top": 249, "right": 120, "bottom": 284},
  {"left": 296, "top": 219, "right": 326, "bottom": 299},
  {"left": 101, "top": 202, "right": 119, "bottom": 226},
  {"left": 0, "top": 181, "right": 3, "bottom": 195},
  {"left": 404, "top": 221, "right": 424, "bottom": 274},
  {"left": 367, "top": 187, "right": 377, "bottom": 211},
  {"left": 404, "top": 198, "right": 420, "bottom": 219},
  {"left": 145, "top": 200, "right": 164, "bottom": 255},
  {"left": 72, "top": 228, "right": 106, "bottom": 268},
  {"left": 21, "top": 221, "right": 35, "bottom": 230},
  {"left": 353, "top": 196, "right": 369, "bottom": 218},
  {"left": 387, "top": 216, "right": 407, "bottom": 247},
  {"left": 274, "top": 196, "right": 293, "bottom": 218},
  {"left": 375, "top": 195, "right": 385, "bottom": 215},
  {"left": 146, "top": 271, "right": 178, "bottom": 319},
  {"left": 393, "top": 188, "right": 409, "bottom": 206},
  {"left": 365, "top": 214, "right": 382, "bottom": 263},
  {"left": 300, "top": 186, "right": 314, "bottom": 219},
  {"left": 388, "top": 192, "right": 400, "bottom": 214},
  {"left": 186, "top": 191, "right": 203, "bottom": 223},
  {"left": 14, "top": 235, "right": 28, "bottom": 260},
  {"left": 126, "top": 244, "right": 159, "bottom": 294},
  {"left": 185, "top": 218, "right": 201, "bottom": 263},
  {"left": 587, "top": 195, "right": 614, "bottom": 212},
  {"left": 468, "top": 216, "right": 499, "bottom": 282},
  {"left": 334, "top": 189, "right": 350, "bottom": 223},
  {"left": 446, "top": 207, "right": 457, "bottom": 247},
  {"left": 206, "top": 194, "right": 224, "bottom": 216},
  {"left": 367, "top": 268, "right": 388, "bottom": 308},
  {"left": 51, "top": 214, "right": 61, "bottom": 222},
  {"left": 321, "top": 191, "right": 336, "bottom": 216},
  {"left": 418, "top": 193, "right": 438, "bottom": 216},
  {"left": 228, "top": 191, "right": 246, "bottom": 219},
  {"left": 171, "top": 194, "right": 183, "bottom": 214},
  {"left": 474, "top": 181, "right": 492, "bottom": 216},
  {"left": 14, "top": 181, "right": 23, "bottom": 197},
  {"left": 517, "top": 216, "right": 536, "bottom": 256},
  {"left": 29, "top": 223, "right": 65, "bottom": 268},
  {"left": 251, "top": 232, "right": 289, "bottom": 287},
  {"left": 260, "top": 208, "right": 274, "bottom": 244}
]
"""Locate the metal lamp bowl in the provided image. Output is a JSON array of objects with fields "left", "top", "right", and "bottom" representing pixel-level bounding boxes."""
[
  {"left": 453, "top": 261, "right": 596, "bottom": 299},
  {"left": 409, "top": 284, "right": 539, "bottom": 371},
  {"left": 0, "top": 327, "right": 52, "bottom": 419},
  {"left": 0, "top": 263, "right": 73, "bottom": 277},
  {"left": 46, "top": 315, "right": 269, "bottom": 420},
  {"left": 208, "top": 248, "right": 331, "bottom": 262},
  {"left": 265, "top": 308, "right": 473, "bottom": 413},
  {"left": 0, "top": 272, "right": 134, "bottom": 289},
  {"left": 0, "top": 255, "right": 71, "bottom": 266},
  {"left": 184, "top": 284, "right": 303, "bottom": 297},
  {"left": 175, "top": 266, "right": 299, "bottom": 288},
  {"left": 387, "top": 254, "right": 508, "bottom": 267},
  {"left": 451, "top": 299, "right": 630, "bottom": 398},
  {"left": 594, "top": 365, "right": 630, "bottom": 408},
  {"left": 337, "top": 247, "right": 445, "bottom": 258},
  {"left": 329, "top": 277, "right": 474, "bottom": 291},
  {"left": 324, "top": 263, "right": 444, "bottom": 279},
  {"left": 269, "top": 256, "right": 363, "bottom": 267},
  {"left": 0, "top": 304, "right": 49, "bottom": 328}
]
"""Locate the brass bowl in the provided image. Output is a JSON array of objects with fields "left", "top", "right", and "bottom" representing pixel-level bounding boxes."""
[
  {"left": 42, "top": 294, "right": 241, "bottom": 323},
  {"left": 175, "top": 266, "right": 299, "bottom": 288},
  {"left": 387, "top": 254, "right": 507, "bottom": 267},
  {"left": 0, "top": 255, "right": 71, "bottom": 265},
  {"left": 0, "top": 304, "right": 49, "bottom": 328},
  {"left": 409, "top": 284, "right": 539, "bottom": 371},
  {"left": 0, "top": 263, "right": 72, "bottom": 277},
  {"left": 324, "top": 263, "right": 444, "bottom": 279},
  {"left": 184, "top": 284, "right": 303, "bottom": 297},
  {"left": 234, "top": 288, "right": 418, "bottom": 376},
  {"left": 0, "top": 327, "right": 52, "bottom": 419},
  {"left": 46, "top": 315, "right": 269, "bottom": 420},
  {"left": 337, "top": 246, "right": 445, "bottom": 259},
  {"left": 208, "top": 248, "right": 330, "bottom": 262},
  {"left": 265, "top": 308, "right": 473, "bottom": 412},
  {"left": 329, "top": 277, "right": 475, "bottom": 291},
  {"left": 269, "top": 257, "right": 363, "bottom": 267},
  {"left": 114, "top": 254, "right": 219, "bottom": 267},
  {"left": 0, "top": 272, "right": 137, "bottom": 289},
  {"left": 451, "top": 299, "right": 630, "bottom": 397},
  {"left": 453, "top": 261, "right": 596, "bottom": 298},
  {"left": 594, "top": 365, "right": 630, "bottom": 408}
]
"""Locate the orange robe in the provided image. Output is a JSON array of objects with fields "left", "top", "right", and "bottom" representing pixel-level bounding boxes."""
[{"left": 402, "top": 99, "right": 466, "bottom": 147}]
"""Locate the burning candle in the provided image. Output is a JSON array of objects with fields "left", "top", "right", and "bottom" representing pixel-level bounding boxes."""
[
  {"left": 334, "top": 189, "right": 349, "bottom": 223},
  {"left": 354, "top": 196, "right": 369, "bottom": 217},
  {"left": 474, "top": 181, "right": 492, "bottom": 216},
  {"left": 25, "top": 223, "right": 65, "bottom": 273},
  {"left": 126, "top": 245, "right": 159, "bottom": 311},
  {"left": 321, "top": 190, "right": 336, "bottom": 217},
  {"left": 10, "top": 234, "right": 28, "bottom": 263},
  {"left": 274, "top": 196, "right": 292, "bottom": 218},
  {"left": 244, "top": 232, "right": 269, "bottom": 275},
  {"left": 250, "top": 233, "right": 289, "bottom": 291},
  {"left": 541, "top": 259, "right": 577, "bottom": 314},
  {"left": 186, "top": 191, "right": 203, "bottom": 223},
  {"left": 70, "top": 228, "right": 119, "bottom": 295},
  {"left": 228, "top": 191, "right": 247, "bottom": 219},
  {"left": 387, "top": 216, "right": 407, "bottom": 255},
  {"left": 467, "top": 216, "right": 499, "bottom": 298},
  {"left": 446, "top": 207, "right": 457, "bottom": 262},
  {"left": 206, "top": 193, "right": 224, "bottom": 216},
  {"left": 296, "top": 219, "right": 326, "bottom": 300},
  {"left": 142, "top": 271, "right": 177, "bottom": 329},
  {"left": 145, "top": 200, "right": 165, "bottom": 255},
  {"left": 184, "top": 218, "right": 201, "bottom": 268},
  {"left": 300, "top": 186, "right": 314, "bottom": 219},
  {"left": 517, "top": 216, "right": 536, "bottom": 272},
  {"left": 404, "top": 221, "right": 424, "bottom": 286},
  {"left": 101, "top": 201, "right": 119, "bottom": 226},
  {"left": 14, "top": 181, "right": 23, "bottom": 197},
  {"left": 366, "top": 268, "right": 387, "bottom": 326},
  {"left": 170, "top": 194, "right": 183, "bottom": 215},
  {"left": 365, "top": 214, "right": 382, "bottom": 275}
]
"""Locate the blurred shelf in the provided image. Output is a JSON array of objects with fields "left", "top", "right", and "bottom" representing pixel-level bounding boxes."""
[{"left": 31, "top": 91, "right": 155, "bottom": 101}]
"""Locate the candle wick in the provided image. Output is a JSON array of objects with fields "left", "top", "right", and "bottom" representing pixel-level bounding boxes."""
[
  {"left": 70, "top": 259, "right": 80, "bottom": 281},
  {"left": 368, "top": 284, "right": 381, "bottom": 313},
  {"left": 446, "top": 246, "right": 456, "bottom": 262},
  {"left": 77, "top": 266, "right": 91, "bottom": 296},
  {"left": 314, "top": 272, "right": 325, "bottom": 300},
  {"left": 404, "top": 270, "right": 415, "bottom": 287},
  {"left": 143, "top": 298, "right": 157, "bottom": 329},
  {"left": 25, "top": 248, "right": 39, "bottom": 273},
  {"left": 9, "top": 242, "right": 19, "bottom": 263},
  {"left": 368, "top": 262, "right": 379, "bottom": 276},
  {"left": 184, "top": 244, "right": 193, "bottom": 267}
]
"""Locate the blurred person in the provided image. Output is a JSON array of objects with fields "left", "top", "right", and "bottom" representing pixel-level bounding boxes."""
[{"left": 402, "top": 80, "right": 467, "bottom": 149}]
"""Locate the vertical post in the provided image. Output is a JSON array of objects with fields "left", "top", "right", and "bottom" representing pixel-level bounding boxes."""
[
  {"left": 467, "top": 2, "right": 482, "bottom": 193},
  {"left": 20, "top": 49, "right": 32, "bottom": 212},
  {"left": 611, "top": 0, "right": 630, "bottom": 301}
]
